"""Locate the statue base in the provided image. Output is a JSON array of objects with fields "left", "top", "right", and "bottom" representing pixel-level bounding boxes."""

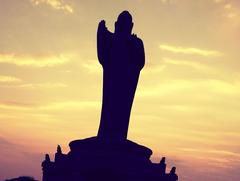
[{"left": 42, "top": 137, "right": 178, "bottom": 181}]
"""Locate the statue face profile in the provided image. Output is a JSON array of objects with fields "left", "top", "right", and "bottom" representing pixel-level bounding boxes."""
[{"left": 114, "top": 11, "right": 133, "bottom": 36}]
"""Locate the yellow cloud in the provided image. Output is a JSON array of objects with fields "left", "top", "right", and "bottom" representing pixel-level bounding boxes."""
[
  {"left": 160, "top": 0, "right": 176, "bottom": 4},
  {"left": 0, "top": 53, "right": 73, "bottom": 67},
  {"left": 224, "top": 4, "right": 232, "bottom": 9},
  {"left": 223, "top": 3, "right": 238, "bottom": 19},
  {"left": 39, "top": 101, "right": 101, "bottom": 110},
  {"left": 137, "top": 80, "right": 191, "bottom": 97},
  {"left": 138, "top": 79, "right": 240, "bottom": 98},
  {"left": 0, "top": 75, "right": 22, "bottom": 83},
  {"left": 0, "top": 100, "right": 101, "bottom": 111},
  {"left": 159, "top": 44, "right": 222, "bottom": 56},
  {"left": 163, "top": 57, "right": 214, "bottom": 72},
  {"left": 82, "top": 61, "right": 102, "bottom": 74},
  {"left": 143, "top": 64, "right": 166, "bottom": 74},
  {"left": 214, "top": 0, "right": 224, "bottom": 4},
  {"left": 0, "top": 82, "right": 68, "bottom": 89},
  {"left": 0, "top": 102, "right": 31, "bottom": 110},
  {"left": 19, "top": 83, "right": 68, "bottom": 89},
  {"left": 31, "top": 0, "right": 73, "bottom": 13},
  {"left": 179, "top": 148, "right": 240, "bottom": 158},
  {"left": 227, "top": 13, "right": 237, "bottom": 18},
  {"left": 160, "top": 0, "right": 169, "bottom": 3},
  {"left": 207, "top": 79, "right": 240, "bottom": 95}
]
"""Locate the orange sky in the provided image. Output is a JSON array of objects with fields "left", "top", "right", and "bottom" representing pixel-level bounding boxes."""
[{"left": 0, "top": 0, "right": 240, "bottom": 180}]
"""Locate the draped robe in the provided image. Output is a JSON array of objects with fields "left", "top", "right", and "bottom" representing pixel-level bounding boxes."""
[{"left": 97, "top": 22, "right": 145, "bottom": 140}]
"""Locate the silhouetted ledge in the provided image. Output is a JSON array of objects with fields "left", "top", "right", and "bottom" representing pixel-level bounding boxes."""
[{"left": 69, "top": 136, "right": 152, "bottom": 160}]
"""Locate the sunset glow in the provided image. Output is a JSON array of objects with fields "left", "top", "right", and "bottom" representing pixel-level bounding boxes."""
[{"left": 0, "top": 0, "right": 240, "bottom": 180}]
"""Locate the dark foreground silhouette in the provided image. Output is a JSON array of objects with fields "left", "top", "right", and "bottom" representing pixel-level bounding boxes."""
[
  {"left": 97, "top": 11, "right": 145, "bottom": 140},
  {"left": 5, "top": 176, "right": 38, "bottom": 181},
  {"left": 42, "top": 11, "right": 178, "bottom": 181}
]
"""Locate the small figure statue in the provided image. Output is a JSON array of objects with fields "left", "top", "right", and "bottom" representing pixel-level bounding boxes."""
[
  {"left": 168, "top": 167, "right": 178, "bottom": 181},
  {"left": 57, "top": 145, "right": 62, "bottom": 154},
  {"left": 45, "top": 154, "right": 51, "bottom": 163},
  {"left": 55, "top": 145, "right": 62, "bottom": 162},
  {"left": 97, "top": 11, "right": 145, "bottom": 140},
  {"left": 159, "top": 157, "right": 166, "bottom": 174}
]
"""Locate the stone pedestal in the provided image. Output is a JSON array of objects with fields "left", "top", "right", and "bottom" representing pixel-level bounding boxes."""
[{"left": 42, "top": 137, "right": 178, "bottom": 181}]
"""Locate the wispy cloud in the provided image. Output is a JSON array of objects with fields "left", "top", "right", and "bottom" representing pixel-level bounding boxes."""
[
  {"left": 0, "top": 102, "right": 33, "bottom": 110},
  {"left": 163, "top": 57, "right": 214, "bottom": 72},
  {"left": 178, "top": 147, "right": 240, "bottom": 158},
  {"left": 19, "top": 83, "right": 68, "bottom": 89},
  {"left": 0, "top": 137, "right": 15, "bottom": 148},
  {"left": 160, "top": 0, "right": 169, "bottom": 3},
  {"left": 39, "top": 101, "right": 101, "bottom": 110},
  {"left": 177, "top": 147, "right": 240, "bottom": 169},
  {"left": 144, "top": 65, "right": 166, "bottom": 74},
  {"left": 0, "top": 82, "right": 68, "bottom": 89},
  {"left": 214, "top": 1, "right": 238, "bottom": 19},
  {"left": 0, "top": 75, "right": 22, "bottom": 83},
  {"left": 160, "top": 0, "right": 176, "bottom": 4},
  {"left": 0, "top": 53, "right": 73, "bottom": 67},
  {"left": 0, "top": 101, "right": 37, "bottom": 108},
  {"left": 224, "top": 4, "right": 232, "bottom": 10},
  {"left": 137, "top": 80, "right": 192, "bottom": 97},
  {"left": 82, "top": 61, "right": 102, "bottom": 74},
  {"left": 214, "top": 0, "right": 224, "bottom": 4},
  {"left": 159, "top": 44, "right": 222, "bottom": 56},
  {"left": 0, "top": 100, "right": 100, "bottom": 111},
  {"left": 30, "top": 0, "right": 73, "bottom": 13},
  {"left": 138, "top": 79, "right": 240, "bottom": 97},
  {"left": 224, "top": 3, "right": 238, "bottom": 18}
]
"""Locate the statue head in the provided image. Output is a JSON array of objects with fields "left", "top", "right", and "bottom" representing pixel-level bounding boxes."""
[
  {"left": 170, "top": 167, "right": 176, "bottom": 174},
  {"left": 115, "top": 11, "right": 133, "bottom": 36}
]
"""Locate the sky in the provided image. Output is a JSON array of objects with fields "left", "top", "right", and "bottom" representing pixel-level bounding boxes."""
[{"left": 0, "top": 0, "right": 240, "bottom": 180}]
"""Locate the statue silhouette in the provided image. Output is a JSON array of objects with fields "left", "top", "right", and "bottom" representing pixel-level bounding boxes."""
[
  {"left": 41, "top": 11, "right": 178, "bottom": 181},
  {"left": 97, "top": 11, "right": 145, "bottom": 140}
]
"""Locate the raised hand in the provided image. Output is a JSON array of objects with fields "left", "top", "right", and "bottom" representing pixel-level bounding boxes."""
[
  {"left": 99, "top": 20, "right": 107, "bottom": 30},
  {"left": 132, "top": 33, "right": 137, "bottom": 38}
]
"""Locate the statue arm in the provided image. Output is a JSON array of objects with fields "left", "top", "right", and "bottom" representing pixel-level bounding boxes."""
[
  {"left": 132, "top": 35, "right": 145, "bottom": 70},
  {"left": 138, "top": 38, "right": 145, "bottom": 69},
  {"left": 97, "top": 20, "right": 112, "bottom": 66}
]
